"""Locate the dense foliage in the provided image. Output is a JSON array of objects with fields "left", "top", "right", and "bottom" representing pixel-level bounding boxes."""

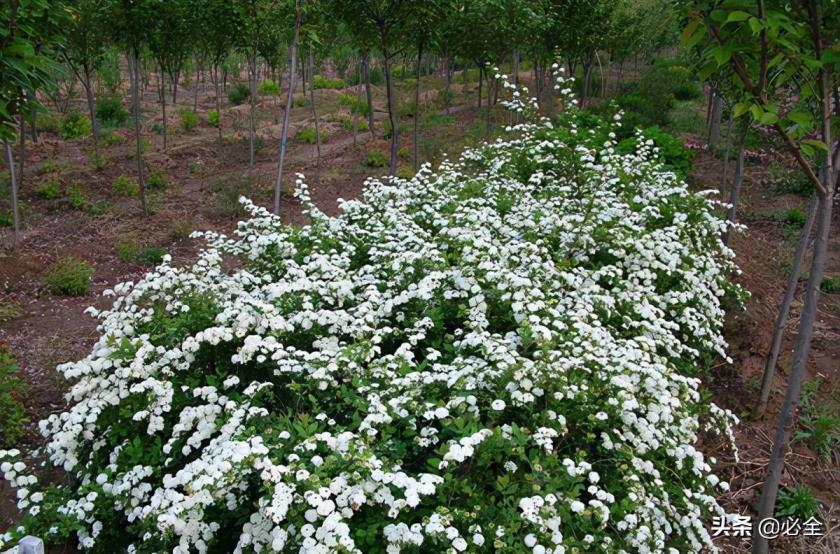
[{"left": 0, "top": 74, "right": 740, "bottom": 553}]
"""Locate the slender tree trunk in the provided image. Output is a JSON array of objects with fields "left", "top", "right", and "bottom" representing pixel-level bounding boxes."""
[
  {"left": 248, "top": 53, "right": 257, "bottom": 170},
  {"left": 3, "top": 140, "right": 19, "bottom": 244},
  {"left": 513, "top": 50, "right": 519, "bottom": 87},
  {"left": 129, "top": 51, "right": 147, "bottom": 215},
  {"left": 709, "top": 92, "right": 722, "bottom": 150},
  {"left": 383, "top": 52, "right": 398, "bottom": 175},
  {"left": 301, "top": 53, "right": 307, "bottom": 97},
  {"left": 274, "top": 0, "right": 301, "bottom": 217},
  {"left": 753, "top": 22, "right": 836, "bottom": 546},
  {"left": 213, "top": 64, "right": 223, "bottom": 144},
  {"left": 363, "top": 55, "right": 374, "bottom": 137},
  {"left": 756, "top": 193, "right": 818, "bottom": 416},
  {"left": 308, "top": 47, "right": 321, "bottom": 161},
  {"left": 721, "top": 109, "right": 734, "bottom": 188},
  {"left": 753, "top": 188, "right": 833, "bottom": 554},
  {"left": 83, "top": 65, "right": 100, "bottom": 152},
  {"left": 413, "top": 45, "right": 423, "bottom": 172},
  {"left": 477, "top": 65, "right": 483, "bottom": 108},
  {"left": 193, "top": 61, "right": 200, "bottom": 112},
  {"left": 485, "top": 70, "right": 492, "bottom": 137},
  {"left": 444, "top": 54, "right": 452, "bottom": 115},
  {"left": 722, "top": 121, "right": 749, "bottom": 245},
  {"left": 159, "top": 64, "right": 168, "bottom": 151},
  {"left": 172, "top": 67, "right": 180, "bottom": 105},
  {"left": 18, "top": 110, "right": 26, "bottom": 190}
]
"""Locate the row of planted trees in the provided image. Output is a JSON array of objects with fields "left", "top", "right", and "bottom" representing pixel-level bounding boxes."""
[
  {"left": 683, "top": 2, "right": 839, "bottom": 552},
  {"left": 2, "top": 0, "right": 678, "bottom": 235}
]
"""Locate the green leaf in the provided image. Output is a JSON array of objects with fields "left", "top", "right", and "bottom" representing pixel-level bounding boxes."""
[
  {"left": 733, "top": 102, "right": 751, "bottom": 117},
  {"left": 713, "top": 47, "right": 732, "bottom": 66},
  {"left": 680, "top": 19, "right": 701, "bottom": 46},
  {"left": 725, "top": 10, "right": 752, "bottom": 23},
  {"left": 749, "top": 104, "right": 763, "bottom": 120},
  {"left": 748, "top": 16, "right": 762, "bottom": 34},
  {"left": 801, "top": 139, "right": 828, "bottom": 152},
  {"left": 759, "top": 112, "right": 778, "bottom": 125},
  {"left": 787, "top": 112, "right": 812, "bottom": 127}
]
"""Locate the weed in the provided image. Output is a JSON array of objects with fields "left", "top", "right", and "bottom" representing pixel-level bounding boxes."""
[
  {"left": 115, "top": 237, "right": 141, "bottom": 262},
  {"left": 768, "top": 161, "right": 813, "bottom": 197},
  {"left": 0, "top": 300, "right": 22, "bottom": 323},
  {"left": 66, "top": 185, "right": 87, "bottom": 210},
  {"left": 228, "top": 82, "right": 250, "bottom": 105},
  {"left": 178, "top": 108, "right": 198, "bottom": 131},
  {"left": 313, "top": 75, "right": 345, "bottom": 90},
  {"left": 37, "top": 178, "right": 62, "bottom": 199},
  {"left": 45, "top": 257, "right": 95, "bottom": 296},
  {"left": 147, "top": 167, "right": 167, "bottom": 190},
  {"left": 103, "top": 131, "right": 125, "bottom": 146},
  {"left": 294, "top": 95, "right": 310, "bottom": 108},
  {"left": 136, "top": 247, "right": 167, "bottom": 266},
  {"left": 96, "top": 96, "right": 129, "bottom": 128},
  {"left": 296, "top": 125, "right": 329, "bottom": 144},
  {"left": 797, "top": 378, "right": 840, "bottom": 459},
  {"left": 188, "top": 160, "right": 204, "bottom": 175},
  {"left": 364, "top": 149, "right": 388, "bottom": 168},
  {"left": 339, "top": 116, "right": 369, "bottom": 132},
  {"left": 207, "top": 110, "right": 220, "bottom": 128},
  {"left": 113, "top": 175, "right": 139, "bottom": 197},
  {"left": 397, "top": 147, "right": 411, "bottom": 160},
  {"left": 60, "top": 112, "right": 92, "bottom": 139},
  {"left": 776, "top": 485, "right": 819, "bottom": 519},
  {"left": 820, "top": 276, "right": 840, "bottom": 293},
  {"left": 258, "top": 79, "right": 280, "bottom": 96},
  {"left": 396, "top": 165, "right": 414, "bottom": 179},
  {"left": 171, "top": 218, "right": 196, "bottom": 240},
  {"left": 36, "top": 111, "right": 61, "bottom": 134}
]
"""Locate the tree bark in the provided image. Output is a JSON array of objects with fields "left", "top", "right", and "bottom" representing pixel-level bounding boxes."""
[
  {"left": 755, "top": 193, "right": 818, "bottom": 416},
  {"left": 129, "top": 51, "right": 147, "bottom": 215},
  {"left": 363, "top": 54, "right": 375, "bottom": 137},
  {"left": 3, "top": 140, "right": 19, "bottom": 244},
  {"left": 722, "top": 121, "right": 749, "bottom": 245},
  {"left": 444, "top": 54, "right": 452, "bottom": 115},
  {"left": 413, "top": 45, "right": 423, "bottom": 172},
  {"left": 383, "top": 52, "right": 398, "bottom": 175},
  {"left": 213, "top": 65, "right": 223, "bottom": 144},
  {"left": 308, "top": 47, "right": 321, "bottom": 161},
  {"left": 248, "top": 53, "right": 257, "bottom": 170},
  {"left": 477, "top": 65, "right": 483, "bottom": 108},
  {"left": 721, "top": 109, "right": 734, "bottom": 189},
  {"left": 82, "top": 64, "right": 100, "bottom": 152},
  {"left": 273, "top": 0, "right": 301, "bottom": 217},
  {"left": 709, "top": 92, "right": 722, "bottom": 150},
  {"left": 159, "top": 64, "right": 168, "bottom": 151}
]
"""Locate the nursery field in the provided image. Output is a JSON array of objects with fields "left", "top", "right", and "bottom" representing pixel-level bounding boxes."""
[{"left": 1, "top": 1, "right": 839, "bottom": 553}]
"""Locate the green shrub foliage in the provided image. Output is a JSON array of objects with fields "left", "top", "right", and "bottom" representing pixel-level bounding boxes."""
[
  {"left": 228, "top": 82, "right": 251, "bottom": 105},
  {"left": 0, "top": 72, "right": 741, "bottom": 553},
  {"left": 45, "top": 256, "right": 94, "bottom": 296},
  {"left": 59, "top": 112, "right": 92, "bottom": 139}
]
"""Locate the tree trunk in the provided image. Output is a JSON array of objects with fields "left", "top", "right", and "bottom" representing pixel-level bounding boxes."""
[
  {"left": 753, "top": 189, "right": 833, "bottom": 554},
  {"left": 18, "top": 109, "right": 26, "bottom": 190},
  {"left": 513, "top": 50, "right": 519, "bottom": 87},
  {"left": 3, "top": 140, "right": 19, "bottom": 244},
  {"left": 248, "top": 54, "right": 257, "bottom": 170},
  {"left": 129, "top": 51, "right": 147, "bottom": 215},
  {"left": 709, "top": 92, "right": 722, "bottom": 150},
  {"left": 172, "top": 67, "right": 180, "bottom": 104},
  {"left": 722, "top": 121, "right": 749, "bottom": 245},
  {"left": 213, "top": 64, "right": 223, "bottom": 144},
  {"left": 363, "top": 55, "right": 375, "bottom": 137},
  {"left": 752, "top": 31, "right": 837, "bottom": 547},
  {"left": 413, "top": 45, "right": 422, "bottom": 172},
  {"left": 383, "top": 52, "right": 398, "bottom": 175},
  {"left": 755, "top": 193, "right": 818, "bottom": 416},
  {"left": 721, "top": 109, "right": 734, "bottom": 189},
  {"left": 308, "top": 47, "right": 321, "bottom": 161},
  {"left": 444, "top": 54, "right": 452, "bottom": 115},
  {"left": 274, "top": 0, "right": 301, "bottom": 217},
  {"left": 82, "top": 65, "right": 100, "bottom": 152},
  {"left": 485, "top": 70, "right": 492, "bottom": 137},
  {"left": 159, "top": 64, "right": 168, "bottom": 151},
  {"left": 477, "top": 65, "right": 483, "bottom": 108}
]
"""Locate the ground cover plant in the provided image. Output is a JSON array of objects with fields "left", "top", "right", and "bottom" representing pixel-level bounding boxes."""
[{"left": 0, "top": 74, "right": 741, "bottom": 553}]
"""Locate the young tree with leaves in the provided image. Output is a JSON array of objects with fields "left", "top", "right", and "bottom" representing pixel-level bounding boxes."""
[{"left": 682, "top": 4, "right": 839, "bottom": 552}]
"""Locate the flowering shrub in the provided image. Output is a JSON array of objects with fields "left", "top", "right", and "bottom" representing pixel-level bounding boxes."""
[{"left": 1, "top": 71, "right": 741, "bottom": 553}]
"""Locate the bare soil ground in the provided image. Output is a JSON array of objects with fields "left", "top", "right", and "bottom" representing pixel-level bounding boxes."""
[{"left": 0, "top": 72, "right": 838, "bottom": 552}]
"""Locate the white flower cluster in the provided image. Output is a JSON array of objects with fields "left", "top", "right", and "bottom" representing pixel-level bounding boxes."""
[{"left": 0, "top": 71, "right": 741, "bottom": 553}]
